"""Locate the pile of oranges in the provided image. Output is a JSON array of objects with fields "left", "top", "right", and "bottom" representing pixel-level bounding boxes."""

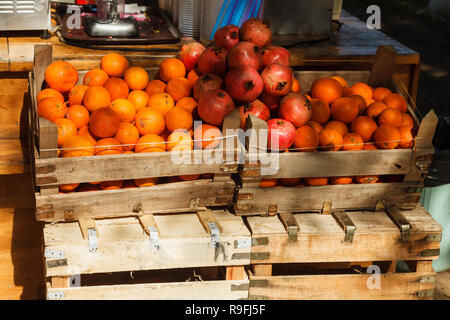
[
  {"left": 260, "top": 75, "right": 415, "bottom": 188},
  {"left": 37, "top": 53, "right": 222, "bottom": 193}
]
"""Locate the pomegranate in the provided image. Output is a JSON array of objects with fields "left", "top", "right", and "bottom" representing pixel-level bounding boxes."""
[
  {"left": 225, "top": 66, "right": 263, "bottom": 102},
  {"left": 261, "top": 63, "right": 293, "bottom": 96},
  {"left": 240, "top": 18, "right": 272, "bottom": 48},
  {"left": 177, "top": 42, "right": 206, "bottom": 72},
  {"left": 226, "top": 42, "right": 264, "bottom": 72},
  {"left": 238, "top": 99, "right": 270, "bottom": 129},
  {"left": 279, "top": 93, "right": 312, "bottom": 127},
  {"left": 267, "top": 118, "right": 296, "bottom": 151},
  {"left": 193, "top": 73, "right": 223, "bottom": 100},
  {"left": 214, "top": 25, "right": 240, "bottom": 51},
  {"left": 198, "top": 89, "right": 235, "bottom": 126},
  {"left": 262, "top": 46, "right": 291, "bottom": 67},
  {"left": 197, "top": 46, "right": 228, "bottom": 77},
  {"left": 259, "top": 91, "right": 281, "bottom": 110}
]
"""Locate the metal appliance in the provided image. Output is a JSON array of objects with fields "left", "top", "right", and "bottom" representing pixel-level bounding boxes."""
[{"left": 0, "top": 0, "right": 51, "bottom": 32}]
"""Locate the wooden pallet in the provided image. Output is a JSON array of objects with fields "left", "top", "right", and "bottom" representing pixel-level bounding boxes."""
[
  {"left": 246, "top": 205, "right": 442, "bottom": 300},
  {"left": 234, "top": 68, "right": 438, "bottom": 216},
  {"left": 44, "top": 209, "right": 250, "bottom": 300},
  {"left": 30, "top": 45, "right": 242, "bottom": 222}
]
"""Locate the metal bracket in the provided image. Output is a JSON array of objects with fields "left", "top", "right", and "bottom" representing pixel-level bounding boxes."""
[
  {"left": 267, "top": 205, "right": 278, "bottom": 216},
  {"left": 322, "top": 202, "right": 332, "bottom": 215},
  {"left": 417, "top": 289, "right": 435, "bottom": 298},
  {"left": 375, "top": 200, "right": 386, "bottom": 211},
  {"left": 426, "top": 233, "right": 442, "bottom": 242},
  {"left": 278, "top": 212, "right": 299, "bottom": 242},
  {"left": 190, "top": 198, "right": 200, "bottom": 210},
  {"left": 331, "top": 210, "right": 356, "bottom": 243},
  {"left": 47, "top": 291, "right": 64, "bottom": 300},
  {"left": 87, "top": 228, "right": 98, "bottom": 253},
  {"left": 419, "top": 275, "right": 436, "bottom": 283},
  {"left": 208, "top": 222, "right": 220, "bottom": 248},
  {"left": 44, "top": 249, "right": 64, "bottom": 259},
  {"left": 386, "top": 207, "right": 411, "bottom": 242},
  {"left": 234, "top": 238, "right": 252, "bottom": 249},
  {"left": 148, "top": 226, "right": 159, "bottom": 251}
]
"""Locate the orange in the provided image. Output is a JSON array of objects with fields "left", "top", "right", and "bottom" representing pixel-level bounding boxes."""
[
  {"left": 355, "top": 176, "right": 379, "bottom": 184},
  {"left": 311, "top": 77, "right": 343, "bottom": 105},
  {"left": 291, "top": 78, "right": 301, "bottom": 92},
  {"left": 159, "top": 58, "right": 186, "bottom": 82},
  {"left": 103, "top": 77, "right": 129, "bottom": 100},
  {"left": 45, "top": 61, "right": 78, "bottom": 92},
  {"left": 83, "top": 68, "right": 109, "bottom": 86},
  {"left": 68, "top": 85, "right": 89, "bottom": 106},
  {"left": 350, "top": 95, "right": 367, "bottom": 114},
  {"left": 304, "top": 177, "right": 328, "bottom": 186},
  {"left": 374, "top": 124, "right": 401, "bottom": 149},
  {"left": 127, "top": 90, "right": 149, "bottom": 112},
  {"left": 89, "top": 107, "right": 120, "bottom": 138},
  {"left": 37, "top": 97, "right": 67, "bottom": 122},
  {"left": 165, "top": 106, "right": 193, "bottom": 132},
  {"left": 134, "top": 177, "right": 158, "bottom": 187},
  {"left": 124, "top": 67, "right": 149, "bottom": 90},
  {"left": 165, "top": 77, "right": 192, "bottom": 102},
  {"left": 115, "top": 122, "right": 139, "bottom": 151},
  {"left": 78, "top": 125, "right": 97, "bottom": 145},
  {"left": 37, "top": 88, "right": 64, "bottom": 103},
  {"left": 66, "top": 104, "right": 90, "bottom": 129},
  {"left": 260, "top": 179, "right": 278, "bottom": 188},
  {"left": 330, "top": 176, "right": 353, "bottom": 185},
  {"left": 187, "top": 69, "right": 200, "bottom": 87},
  {"left": 145, "top": 79, "right": 167, "bottom": 97},
  {"left": 350, "top": 82, "right": 373, "bottom": 105},
  {"left": 331, "top": 97, "right": 359, "bottom": 124},
  {"left": 94, "top": 137, "right": 123, "bottom": 155},
  {"left": 179, "top": 174, "right": 200, "bottom": 181},
  {"left": 111, "top": 98, "right": 136, "bottom": 123},
  {"left": 160, "top": 129, "right": 171, "bottom": 141},
  {"left": 176, "top": 97, "right": 198, "bottom": 113},
  {"left": 343, "top": 87, "right": 354, "bottom": 97},
  {"left": 280, "top": 178, "right": 302, "bottom": 187},
  {"left": 378, "top": 108, "right": 402, "bottom": 127},
  {"left": 167, "top": 129, "right": 193, "bottom": 151},
  {"left": 62, "top": 135, "right": 94, "bottom": 157},
  {"left": 325, "top": 121, "right": 348, "bottom": 137},
  {"left": 147, "top": 92, "right": 174, "bottom": 117},
  {"left": 351, "top": 116, "right": 378, "bottom": 142},
  {"left": 60, "top": 183, "right": 79, "bottom": 193},
  {"left": 398, "top": 126, "right": 414, "bottom": 149},
  {"left": 101, "top": 53, "right": 129, "bottom": 77},
  {"left": 310, "top": 99, "right": 330, "bottom": 124},
  {"left": 54, "top": 118, "right": 77, "bottom": 147},
  {"left": 193, "top": 124, "right": 222, "bottom": 149},
  {"left": 293, "top": 125, "right": 319, "bottom": 152},
  {"left": 83, "top": 86, "right": 111, "bottom": 112},
  {"left": 135, "top": 108, "right": 165, "bottom": 135},
  {"left": 100, "top": 180, "right": 124, "bottom": 190},
  {"left": 401, "top": 113, "right": 414, "bottom": 129},
  {"left": 319, "top": 128, "right": 344, "bottom": 151},
  {"left": 373, "top": 87, "right": 392, "bottom": 102},
  {"left": 331, "top": 76, "right": 348, "bottom": 87},
  {"left": 366, "top": 101, "right": 388, "bottom": 119},
  {"left": 306, "top": 120, "right": 323, "bottom": 134},
  {"left": 342, "top": 133, "right": 364, "bottom": 151},
  {"left": 135, "top": 134, "right": 166, "bottom": 153},
  {"left": 383, "top": 93, "right": 408, "bottom": 113},
  {"left": 364, "top": 143, "right": 378, "bottom": 150}
]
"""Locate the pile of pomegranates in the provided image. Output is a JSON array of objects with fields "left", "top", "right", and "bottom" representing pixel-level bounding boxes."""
[{"left": 178, "top": 18, "right": 306, "bottom": 151}]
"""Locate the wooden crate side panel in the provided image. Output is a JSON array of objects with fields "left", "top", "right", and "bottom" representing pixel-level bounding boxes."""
[
  {"left": 36, "top": 180, "right": 236, "bottom": 222},
  {"left": 235, "top": 183, "right": 419, "bottom": 215},
  {"left": 47, "top": 279, "right": 249, "bottom": 300},
  {"left": 249, "top": 272, "right": 435, "bottom": 300}
]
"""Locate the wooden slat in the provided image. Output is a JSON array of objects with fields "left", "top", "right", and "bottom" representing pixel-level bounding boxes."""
[
  {"left": 247, "top": 207, "right": 441, "bottom": 264},
  {"left": 0, "top": 139, "right": 29, "bottom": 175},
  {"left": 36, "top": 179, "right": 235, "bottom": 222},
  {"left": 249, "top": 272, "right": 435, "bottom": 300},
  {"left": 43, "top": 210, "right": 251, "bottom": 277},
  {"left": 368, "top": 45, "right": 397, "bottom": 88}
]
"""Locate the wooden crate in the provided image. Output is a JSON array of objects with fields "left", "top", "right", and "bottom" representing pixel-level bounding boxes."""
[
  {"left": 29, "top": 45, "right": 242, "bottom": 223},
  {"left": 234, "top": 69, "right": 438, "bottom": 216},
  {"left": 44, "top": 209, "right": 250, "bottom": 300},
  {"left": 246, "top": 206, "right": 442, "bottom": 300}
]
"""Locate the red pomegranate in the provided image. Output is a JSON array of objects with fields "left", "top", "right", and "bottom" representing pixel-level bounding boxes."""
[
  {"left": 260, "top": 91, "right": 281, "bottom": 110},
  {"left": 279, "top": 93, "right": 312, "bottom": 128},
  {"left": 193, "top": 73, "right": 223, "bottom": 100},
  {"left": 226, "top": 42, "right": 264, "bottom": 72},
  {"left": 225, "top": 66, "right": 263, "bottom": 102},
  {"left": 198, "top": 89, "right": 235, "bottom": 126},
  {"left": 261, "top": 63, "right": 293, "bottom": 96},
  {"left": 240, "top": 18, "right": 272, "bottom": 48},
  {"left": 262, "top": 46, "right": 291, "bottom": 67},
  {"left": 238, "top": 99, "right": 270, "bottom": 129},
  {"left": 197, "top": 46, "right": 228, "bottom": 77},
  {"left": 177, "top": 42, "right": 206, "bottom": 72},
  {"left": 267, "top": 118, "right": 296, "bottom": 151},
  {"left": 214, "top": 25, "right": 240, "bottom": 51}
]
